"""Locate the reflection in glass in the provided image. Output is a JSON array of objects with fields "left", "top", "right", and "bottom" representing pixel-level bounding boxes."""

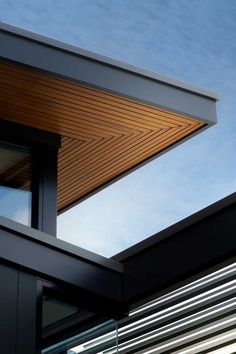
[
  {"left": 41, "top": 293, "right": 117, "bottom": 354},
  {"left": 42, "top": 263, "right": 236, "bottom": 353},
  {"left": 42, "top": 318, "right": 117, "bottom": 354},
  {"left": 0, "top": 144, "right": 32, "bottom": 226},
  {"left": 42, "top": 296, "right": 82, "bottom": 328}
]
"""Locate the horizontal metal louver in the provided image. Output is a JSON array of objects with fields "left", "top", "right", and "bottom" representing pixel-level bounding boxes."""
[{"left": 67, "top": 261, "right": 236, "bottom": 354}]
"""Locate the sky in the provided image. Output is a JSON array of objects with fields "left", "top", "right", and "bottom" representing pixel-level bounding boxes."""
[{"left": 1, "top": 0, "right": 236, "bottom": 257}]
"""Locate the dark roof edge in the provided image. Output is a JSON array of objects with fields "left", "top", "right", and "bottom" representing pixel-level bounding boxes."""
[
  {"left": 113, "top": 192, "right": 236, "bottom": 262},
  {"left": 0, "top": 215, "right": 123, "bottom": 273},
  {"left": 0, "top": 21, "right": 219, "bottom": 102}
]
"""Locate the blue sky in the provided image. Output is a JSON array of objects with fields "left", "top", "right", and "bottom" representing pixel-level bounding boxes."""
[{"left": 1, "top": 0, "right": 236, "bottom": 257}]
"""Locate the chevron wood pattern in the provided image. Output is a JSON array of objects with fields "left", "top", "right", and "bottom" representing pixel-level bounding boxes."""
[{"left": 0, "top": 60, "right": 205, "bottom": 211}]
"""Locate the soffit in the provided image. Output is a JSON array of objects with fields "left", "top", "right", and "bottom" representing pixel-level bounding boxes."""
[{"left": 0, "top": 60, "right": 205, "bottom": 211}]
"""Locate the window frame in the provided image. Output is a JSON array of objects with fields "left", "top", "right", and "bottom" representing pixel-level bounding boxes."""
[{"left": 0, "top": 119, "right": 60, "bottom": 235}]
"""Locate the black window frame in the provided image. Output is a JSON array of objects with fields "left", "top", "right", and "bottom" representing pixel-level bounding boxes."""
[
  {"left": 0, "top": 119, "right": 60, "bottom": 235},
  {"left": 0, "top": 140, "right": 33, "bottom": 226},
  {"left": 39, "top": 280, "right": 115, "bottom": 351}
]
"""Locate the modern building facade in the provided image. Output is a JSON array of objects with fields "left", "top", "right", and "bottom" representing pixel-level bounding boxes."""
[{"left": 0, "top": 23, "right": 235, "bottom": 353}]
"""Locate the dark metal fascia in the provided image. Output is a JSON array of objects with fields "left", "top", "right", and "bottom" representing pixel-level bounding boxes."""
[
  {"left": 0, "top": 216, "right": 124, "bottom": 306},
  {"left": 0, "top": 23, "right": 220, "bottom": 100},
  {"left": 112, "top": 192, "right": 236, "bottom": 306},
  {"left": 0, "top": 22, "right": 218, "bottom": 124},
  {"left": 113, "top": 192, "right": 236, "bottom": 261},
  {"left": 0, "top": 215, "right": 123, "bottom": 273}
]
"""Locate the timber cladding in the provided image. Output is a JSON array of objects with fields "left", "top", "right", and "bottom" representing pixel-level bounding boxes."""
[{"left": 0, "top": 60, "right": 204, "bottom": 212}]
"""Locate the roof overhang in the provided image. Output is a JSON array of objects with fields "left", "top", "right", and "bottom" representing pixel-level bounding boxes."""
[{"left": 0, "top": 23, "right": 219, "bottom": 212}]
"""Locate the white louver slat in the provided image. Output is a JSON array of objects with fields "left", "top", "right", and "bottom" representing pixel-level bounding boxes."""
[{"left": 65, "top": 262, "right": 236, "bottom": 354}]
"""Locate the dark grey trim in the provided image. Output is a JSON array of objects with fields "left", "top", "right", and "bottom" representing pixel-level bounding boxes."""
[
  {"left": 0, "top": 22, "right": 219, "bottom": 101},
  {"left": 0, "top": 215, "right": 123, "bottom": 273},
  {"left": 113, "top": 192, "right": 236, "bottom": 306},
  {"left": 113, "top": 192, "right": 236, "bottom": 261},
  {"left": 0, "top": 22, "right": 217, "bottom": 124},
  {"left": 0, "top": 191, "right": 235, "bottom": 353},
  {"left": 0, "top": 219, "right": 124, "bottom": 310},
  {"left": 0, "top": 119, "right": 61, "bottom": 149}
]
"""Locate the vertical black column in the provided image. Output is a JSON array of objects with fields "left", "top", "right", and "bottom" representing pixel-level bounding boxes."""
[{"left": 32, "top": 146, "right": 58, "bottom": 236}]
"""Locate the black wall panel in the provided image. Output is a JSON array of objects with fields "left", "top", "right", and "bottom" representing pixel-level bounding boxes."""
[
  {"left": 0, "top": 263, "right": 18, "bottom": 353},
  {"left": 17, "top": 271, "right": 39, "bottom": 354},
  {"left": 0, "top": 263, "right": 38, "bottom": 354}
]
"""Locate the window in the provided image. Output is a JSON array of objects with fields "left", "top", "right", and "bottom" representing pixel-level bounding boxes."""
[
  {"left": 0, "top": 143, "right": 32, "bottom": 226},
  {"left": 41, "top": 284, "right": 115, "bottom": 352}
]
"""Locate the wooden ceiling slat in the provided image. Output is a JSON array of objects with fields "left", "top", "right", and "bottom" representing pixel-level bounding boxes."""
[
  {"left": 59, "top": 132, "right": 143, "bottom": 168},
  {"left": 0, "top": 60, "right": 205, "bottom": 211},
  {"left": 0, "top": 82, "right": 148, "bottom": 133},
  {"left": 0, "top": 103, "right": 109, "bottom": 140},
  {"left": 58, "top": 130, "right": 165, "bottom": 176},
  {"left": 0, "top": 108, "right": 95, "bottom": 141},
  {"left": 58, "top": 124, "right": 199, "bottom": 197},
  {"left": 59, "top": 120, "right": 201, "bottom": 178},
  {"left": 0, "top": 63, "right": 198, "bottom": 126},
  {"left": 0, "top": 81, "right": 172, "bottom": 131},
  {"left": 58, "top": 139, "right": 85, "bottom": 159},
  {"left": 0, "top": 92, "right": 128, "bottom": 138},
  {"left": 0, "top": 73, "right": 169, "bottom": 130},
  {"left": 58, "top": 124, "right": 201, "bottom": 208},
  {"left": 58, "top": 132, "right": 148, "bottom": 177},
  {"left": 58, "top": 136, "right": 118, "bottom": 170},
  {"left": 61, "top": 126, "right": 196, "bottom": 187},
  {"left": 0, "top": 63, "right": 191, "bottom": 125},
  {"left": 67, "top": 136, "right": 112, "bottom": 156},
  {"left": 60, "top": 136, "right": 85, "bottom": 150}
]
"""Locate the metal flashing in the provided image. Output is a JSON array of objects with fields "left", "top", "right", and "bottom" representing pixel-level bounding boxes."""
[
  {"left": 113, "top": 192, "right": 236, "bottom": 262},
  {"left": 0, "top": 22, "right": 218, "bottom": 122},
  {"left": 0, "top": 215, "right": 123, "bottom": 273},
  {"left": 0, "top": 22, "right": 219, "bottom": 102}
]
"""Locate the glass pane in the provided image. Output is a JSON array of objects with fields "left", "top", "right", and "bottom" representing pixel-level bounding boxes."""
[
  {"left": 41, "top": 292, "right": 117, "bottom": 353},
  {"left": 42, "top": 296, "right": 82, "bottom": 328},
  {"left": 0, "top": 144, "right": 32, "bottom": 226},
  {"left": 42, "top": 319, "right": 117, "bottom": 354}
]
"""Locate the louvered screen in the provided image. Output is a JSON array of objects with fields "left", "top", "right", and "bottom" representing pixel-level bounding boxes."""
[{"left": 65, "top": 262, "right": 236, "bottom": 354}]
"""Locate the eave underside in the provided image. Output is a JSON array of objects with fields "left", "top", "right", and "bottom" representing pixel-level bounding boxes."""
[{"left": 0, "top": 60, "right": 206, "bottom": 211}]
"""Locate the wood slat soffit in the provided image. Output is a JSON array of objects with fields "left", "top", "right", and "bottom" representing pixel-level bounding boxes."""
[{"left": 0, "top": 60, "right": 205, "bottom": 212}]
